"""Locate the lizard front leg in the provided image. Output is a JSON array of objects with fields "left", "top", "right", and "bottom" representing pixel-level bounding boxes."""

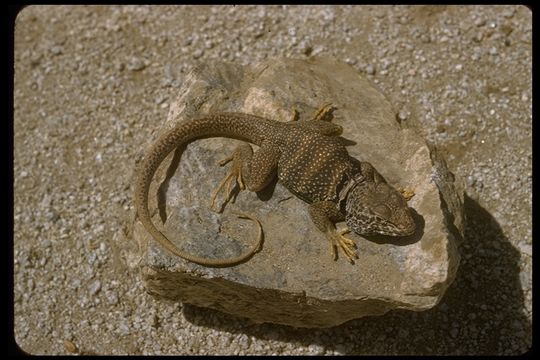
[
  {"left": 308, "top": 201, "right": 358, "bottom": 263},
  {"left": 297, "top": 103, "right": 343, "bottom": 136},
  {"left": 311, "top": 103, "right": 337, "bottom": 122},
  {"left": 210, "top": 142, "right": 280, "bottom": 212}
]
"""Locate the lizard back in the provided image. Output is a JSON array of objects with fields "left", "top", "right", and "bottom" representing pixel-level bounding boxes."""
[{"left": 276, "top": 124, "right": 361, "bottom": 204}]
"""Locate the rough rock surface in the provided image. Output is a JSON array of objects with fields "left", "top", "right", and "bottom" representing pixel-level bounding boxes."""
[{"left": 130, "top": 57, "right": 463, "bottom": 328}]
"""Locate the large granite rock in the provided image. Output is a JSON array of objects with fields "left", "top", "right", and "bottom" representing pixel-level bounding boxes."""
[{"left": 129, "top": 57, "right": 463, "bottom": 328}]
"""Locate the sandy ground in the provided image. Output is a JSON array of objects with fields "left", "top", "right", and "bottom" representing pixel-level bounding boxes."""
[{"left": 13, "top": 5, "right": 531, "bottom": 355}]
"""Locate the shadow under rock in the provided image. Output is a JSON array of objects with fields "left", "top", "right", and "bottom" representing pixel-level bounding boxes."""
[{"left": 182, "top": 194, "right": 530, "bottom": 355}]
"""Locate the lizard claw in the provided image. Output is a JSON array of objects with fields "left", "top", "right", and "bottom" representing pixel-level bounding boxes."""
[
  {"left": 396, "top": 187, "right": 415, "bottom": 201},
  {"left": 312, "top": 103, "right": 337, "bottom": 122},
  {"left": 218, "top": 154, "right": 234, "bottom": 166},
  {"left": 209, "top": 153, "right": 244, "bottom": 212},
  {"left": 327, "top": 227, "right": 358, "bottom": 264}
]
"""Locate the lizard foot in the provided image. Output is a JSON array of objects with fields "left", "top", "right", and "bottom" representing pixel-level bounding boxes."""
[
  {"left": 312, "top": 103, "right": 337, "bottom": 122},
  {"left": 396, "top": 187, "right": 415, "bottom": 201},
  {"left": 209, "top": 153, "right": 245, "bottom": 212},
  {"left": 327, "top": 228, "right": 358, "bottom": 264}
]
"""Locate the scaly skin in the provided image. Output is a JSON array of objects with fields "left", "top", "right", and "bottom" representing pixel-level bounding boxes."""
[{"left": 134, "top": 106, "right": 416, "bottom": 266}]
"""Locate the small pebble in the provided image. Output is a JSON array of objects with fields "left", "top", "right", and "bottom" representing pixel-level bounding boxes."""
[
  {"left": 148, "top": 313, "right": 159, "bottom": 328},
  {"left": 518, "top": 243, "right": 532, "bottom": 257},
  {"left": 106, "top": 291, "right": 119, "bottom": 305},
  {"left": 288, "top": 26, "right": 297, "bottom": 37},
  {"left": 155, "top": 95, "right": 167, "bottom": 105},
  {"left": 193, "top": 49, "right": 204, "bottom": 59},
  {"left": 380, "top": 58, "right": 392, "bottom": 70},
  {"left": 474, "top": 18, "right": 486, "bottom": 27},
  {"left": 308, "top": 344, "right": 325, "bottom": 355},
  {"left": 88, "top": 280, "right": 101, "bottom": 295},
  {"left": 63, "top": 340, "right": 78, "bottom": 354},
  {"left": 473, "top": 32, "right": 484, "bottom": 43},
  {"left": 50, "top": 46, "right": 63, "bottom": 55},
  {"left": 118, "top": 321, "right": 130, "bottom": 335},
  {"left": 86, "top": 252, "right": 97, "bottom": 265},
  {"left": 127, "top": 57, "right": 146, "bottom": 71},
  {"left": 27, "top": 278, "right": 35, "bottom": 291},
  {"left": 503, "top": 8, "right": 516, "bottom": 18},
  {"left": 48, "top": 210, "right": 60, "bottom": 223},
  {"left": 30, "top": 54, "right": 42, "bottom": 67},
  {"left": 183, "top": 36, "right": 193, "bottom": 46},
  {"left": 365, "top": 64, "right": 375, "bottom": 75},
  {"left": 397, "top": 110, "right": 409, "bottom": 121}
]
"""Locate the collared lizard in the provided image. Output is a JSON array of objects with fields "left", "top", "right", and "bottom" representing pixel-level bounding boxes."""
[{"left": 134, "top": 104, "right": 416, "bottom": 267}]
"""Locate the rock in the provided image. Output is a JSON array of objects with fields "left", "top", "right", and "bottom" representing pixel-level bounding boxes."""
[{"left": 130, "top": 57, "right": 463, "bottom": 328}]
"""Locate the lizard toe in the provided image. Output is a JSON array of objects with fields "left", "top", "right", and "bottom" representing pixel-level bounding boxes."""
[{"left": 327, "top": 228, "right": 358, "bottom": 264}]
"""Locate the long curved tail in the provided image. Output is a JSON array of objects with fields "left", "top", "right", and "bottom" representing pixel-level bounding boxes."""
[{"left": 134, "top": 113, "right": 273, "bottom": 266}]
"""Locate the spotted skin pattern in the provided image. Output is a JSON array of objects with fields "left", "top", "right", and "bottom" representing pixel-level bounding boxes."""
[{"left": 134, "top": 105, "right": 416, "bottom": 266}]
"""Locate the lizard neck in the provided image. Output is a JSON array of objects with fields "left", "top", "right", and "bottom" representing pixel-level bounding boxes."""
[{"left": 337, "top": 172, "right": 365, "bottom": 212}]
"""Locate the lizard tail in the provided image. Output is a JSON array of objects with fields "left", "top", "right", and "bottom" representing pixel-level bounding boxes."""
[{"left": 134, "top": 114, "right": 270, "bottom": 267}]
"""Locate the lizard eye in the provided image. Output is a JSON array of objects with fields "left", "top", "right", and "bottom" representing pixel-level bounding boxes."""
[{"left": 373, "top": 204, "right": 391, "bottom": 219}]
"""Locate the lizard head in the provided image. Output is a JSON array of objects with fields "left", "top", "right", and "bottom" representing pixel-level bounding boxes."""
[{"left": 344, "top": 181, "right": 416, "bottom": 237}]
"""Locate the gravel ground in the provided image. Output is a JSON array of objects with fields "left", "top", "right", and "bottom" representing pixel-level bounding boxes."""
[{"left": 13, "top": 5, "right": 531, "bottom": 355}]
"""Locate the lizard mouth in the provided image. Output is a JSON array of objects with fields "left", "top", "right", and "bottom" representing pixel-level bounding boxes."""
[
  {"left": 397, "top": 223, "right": 416, "bottom": 236},
  {"left": 393, "top": 215, "right": 416, "bottom": 236}
]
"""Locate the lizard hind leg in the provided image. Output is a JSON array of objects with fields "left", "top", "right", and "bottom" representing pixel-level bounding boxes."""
[
  {"left": 209, "top": 145, "right": 251, "bottom": 212},
  {"left": 209, "top": 142, "right": 280, "bottom": 212}
]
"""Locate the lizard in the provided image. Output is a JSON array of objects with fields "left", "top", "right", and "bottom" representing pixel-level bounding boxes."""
[{"left": 134, "top": 104, "right": 416, "bottom": 267}]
